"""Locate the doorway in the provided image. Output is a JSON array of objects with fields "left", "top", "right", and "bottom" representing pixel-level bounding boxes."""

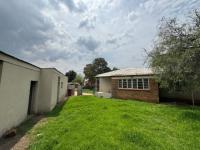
[
  {"left": 28, "top": 81, "right": 37, "bottom": 115},
  {"left": 57, "top": 76, "right": 61, "bottom": 104},
  {"left": 96, "top": 78, "right": 99, "bottom": 92}
]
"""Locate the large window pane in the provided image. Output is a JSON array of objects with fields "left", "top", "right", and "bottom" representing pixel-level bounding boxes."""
[
  {"left": 128, "top": 79, "right": 132, "bottom": 88},
  {"left": 132, "top": 79, "right": 137, "bottom": 89},
  {"left": 123, "top": 79, "right": 127, "bottom": 88},
  {"left": 137, "top": 78, "right": 143, "bottom": 89},
  {"left": 143, "top": 78, "right": 149, "bottom": 89},
  {"left": 118, "top": 79, "right": 122, "bottom": 88}
]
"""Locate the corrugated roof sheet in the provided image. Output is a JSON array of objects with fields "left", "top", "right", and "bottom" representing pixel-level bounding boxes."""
[{"left": 96, "top": 68, "right": 154, "bottom": 77}]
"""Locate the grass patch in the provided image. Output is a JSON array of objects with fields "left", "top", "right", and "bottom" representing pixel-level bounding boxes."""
[
  {"left": 29, "top": 96, "right": 200, "bottom": 150},
  {"left": 82, "top": 88, "right": 93, "bottom": 94}
]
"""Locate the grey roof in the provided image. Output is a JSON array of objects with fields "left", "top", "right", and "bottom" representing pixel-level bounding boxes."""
[{"left": 96, "top": 68, "right": 154, "bottom": 77}]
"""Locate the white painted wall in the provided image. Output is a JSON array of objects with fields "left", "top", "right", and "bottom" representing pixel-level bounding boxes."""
[
  {"left": 99, "top": 77, "right": 112, "bottom": 93},
  {"left": 0, "top": 61, "right": 40, "bottom": 136},
  {"left": 0, "top": 53, "right": 68, "bottom": 137},
  {"left": 37, "top": 69, "right": 53, "bottom": 112},
  {"left": 58, "top": 74, "right": 68, "bottom": 102},
  {"left": 48, "top": 69, "right": 68, "bottom": 110},
  {"left": 37, "top": 69, "right": 68, "bottom": 112}
]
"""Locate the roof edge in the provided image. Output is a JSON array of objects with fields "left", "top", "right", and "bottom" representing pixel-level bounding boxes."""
[
  {"left": 0, "top": 50, "right": 40, "bottom": 69},
  {"left": 0, "top": 51, "right": 66, "bottom": 76},
  {"left": 42, "top": 67, "right": 66, "bottom": 76},
  {"left": 96, "top": 68, "right": 154, "bottom": 77}
]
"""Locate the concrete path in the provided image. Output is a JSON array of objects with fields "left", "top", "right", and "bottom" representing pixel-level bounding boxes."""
[{"left": 82, "top": 93, "right": 93, "bottom": 96}]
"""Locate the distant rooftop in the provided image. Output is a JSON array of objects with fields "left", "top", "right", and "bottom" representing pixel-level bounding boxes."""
[{"left": 96, "top": 68, "right": 154, "bottom": 77}]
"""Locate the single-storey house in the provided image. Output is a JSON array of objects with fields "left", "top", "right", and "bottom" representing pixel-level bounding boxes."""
[
  {"left": 96, "top": 68, "right": 200, "bottom": 104},
  {"left": 95, "top": 68, "right": 159, "bottom": 103},
  {"left": 0, "top": 51, "right": 68, "bottom": 137}
]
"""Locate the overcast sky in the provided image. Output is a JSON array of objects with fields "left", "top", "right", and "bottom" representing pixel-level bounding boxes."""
[{"left": 0, "top": 0, "right": 199, "bottom": 74}]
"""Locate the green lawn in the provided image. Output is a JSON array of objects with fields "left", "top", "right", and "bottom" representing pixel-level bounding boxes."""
[
  {"left": 29, "top": 96, "right": 200, "bottom": 150},
  {"left": 82, "top": 88, "right": 93, "bottom": 94}
]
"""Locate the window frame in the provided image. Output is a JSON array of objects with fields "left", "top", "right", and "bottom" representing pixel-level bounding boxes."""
[
  {"left": 118, "top": 79, "right": 122, "bottom": 88},
  {"left": 132, "top": 78, "right": 137, "bottom": 89},
  {"left": 118, "top": 77, "right": 150, "bottom": 90},
  {"left": 127, "top": 79, "right": 132, "bottom": 89},
  {"left": 137, "top": 78, "right": 143, "bottom": 89},
  {"left": 122, "top": 79, "right": 127, "bottom": 88},
  {"left": 143, "top": 78, "right": 149, "bottom": 90}
]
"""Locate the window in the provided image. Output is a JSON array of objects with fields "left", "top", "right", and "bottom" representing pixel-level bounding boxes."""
[
  {"left": 137, "top": 79, "right": 143, "bottom": 89},
  {"left": 123, "top": 79, "right": 127, "bottom": 88},
  {"left": 128, "top": 79, "right": 132, "bottom": 88},
  {"left": 118, "top": 77, "right": 150, "bottom": 90},
  {"left": 118, "top": 79, "right": 122, "bottom": 88},
  {"left": 143, "top": 78, "right": 149, "bottom": 89},
  {"left": 132, "top": 79, "right": 137, "bottom": 89}
]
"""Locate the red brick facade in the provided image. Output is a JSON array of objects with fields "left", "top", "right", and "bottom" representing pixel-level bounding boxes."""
[{"left": 111, "top": 78, "right": 159, "bottom": 103}]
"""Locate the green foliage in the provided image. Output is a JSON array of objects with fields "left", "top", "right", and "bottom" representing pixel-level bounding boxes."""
[
  {"left": 83, "top": 58, "right": 111, "bottom": 86},
  {"left": 65, "top": 70, "right": 77, "bottom": 82},
  {"left": 73, "top": 74, "right": 84, "bottom": 85},
  {"left": 148, "top": 10, "right": 200, "bottom": 94},
  {"left": 29, "top": 96, "right": 200, "bottom": 150}
]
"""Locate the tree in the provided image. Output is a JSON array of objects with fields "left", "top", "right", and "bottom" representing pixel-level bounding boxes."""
[
  {"left": 92, "top": 58, "right": 111, "bottom": 75},
  {"left": 73, "top": 74, "right": 84, "bottom": 85},
  {"left": 84, "top": 58, "right": 111, "bottom": 87},
  {"left": 147, "top": 10, "right": 200, "bottom": 106},
  {"left": 112, "top": 67, "right": 119, "bottom": 71},
  {"left": 83, "top": 64, "right": 94, "bottom": 86},
  {"left": 65, "top": 70, "right": 77, "bottom": 82}
]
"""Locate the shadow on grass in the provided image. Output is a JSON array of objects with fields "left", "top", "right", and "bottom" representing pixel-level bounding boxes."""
[
  {"left": 46, "top": 100, "right": 68, "bottom": 117},
  {"left": 0, "top": 100, "right": 68, "bottom": 150},
  {"left": 0, "top": 115, "right": 44, "bottom": 150},
  {"left": 179, "top": 111, "right": 200, "bottom": 121}
]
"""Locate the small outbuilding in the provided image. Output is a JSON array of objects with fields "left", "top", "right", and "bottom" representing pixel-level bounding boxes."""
[{"left": 0, "top": 51, "right": 68, "bottom": 137}]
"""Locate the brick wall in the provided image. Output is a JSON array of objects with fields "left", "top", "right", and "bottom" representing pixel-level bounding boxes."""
[{"left": 111, "top": 78, "right": 159, "bottom": 103}]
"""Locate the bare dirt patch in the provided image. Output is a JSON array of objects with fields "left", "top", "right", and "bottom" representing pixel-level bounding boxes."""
[{"left": 0, "top": 115, "right": 47, "bottom": 150}]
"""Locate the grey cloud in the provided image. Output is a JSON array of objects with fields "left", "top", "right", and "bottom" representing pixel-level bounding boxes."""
[
  {"left": 118, "top": 0, "right": 146, "bottom": 12},
  {"left": 78, "top": 16, "right": 96, "bottom": 30},
  {"left": 46, "top": 51, "right": 73, "bottom": 62},
  {"left": 23, "top": 47, "right": 74, "bottom": 62},
  {"left": 0, "top": 1, "right": 53, "bottom": 55},
  {"left": 61, "top": 0, "right": 87, "bottom": 13},
  {"left": 79, "top": 19, "right": 89, "bottom": 28},
  {"left": 106, "top": 38, "right": 117, "bottom": 44},
  {"left": 79, "top": 19, "right": 94, "bottom": 29},
  {"left": 77, "top": 36, "right": 100, "bottom": 51},
  {"left": 0, "top": 0, "right": 199, "bottom": 74},
  {"left": 128, "top": 11, "right": 139, "bottom": 21},
  {"left": 106, "top": 31, "right": 134, "bottom": 46}
]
